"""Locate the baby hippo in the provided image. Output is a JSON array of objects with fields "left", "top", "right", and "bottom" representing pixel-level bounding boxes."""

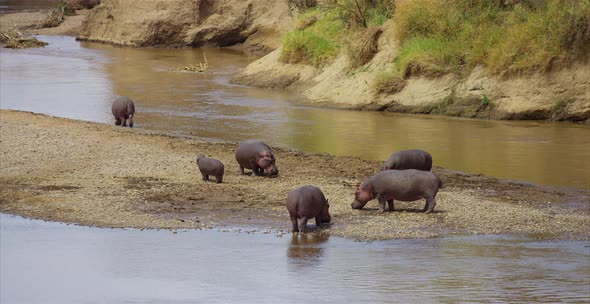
[
  {"left": 286, "top": 185, "right": 331, "bottom": 233},
  {"left": 351, "top": 169, "right": 442, "bottom": 213},
  {"left": 382, "top": 149, "right": 432, "bottom": 171},
  {"left": 111, "top": 96, "right": 135, "bottom": 127},
  {"left": 196, "top": 155, "right": 224, "bottom": 183}
]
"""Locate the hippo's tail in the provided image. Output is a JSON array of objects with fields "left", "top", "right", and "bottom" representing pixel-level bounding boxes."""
[{"left": 437, "top": 175, "right": 444, "bottom": 189}]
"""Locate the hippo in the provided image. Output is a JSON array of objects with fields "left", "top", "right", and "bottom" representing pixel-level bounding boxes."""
[
  {"left": 235, "top": 140, "right": 279, "bottom": 177},
  {"left": 111, "top": 96, "right": 135, "bottom": 127},
  {"left": 196, "top": 155, "right": 224, "bottom": 183},
  {"left": 351, "top": 169, "right": 443, "bottom": 213},
  {"left": 382, "top": 149, "right": 433, "bottom": 171},
  {"left": 286, "top": 185, "right": 331, "bottom": 233}
]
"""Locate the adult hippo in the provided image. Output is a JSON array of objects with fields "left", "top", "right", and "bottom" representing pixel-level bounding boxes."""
[
  {"left": 235, "top": 140, "right": 279, "bottom": 177},
  {"left": 382, "top": 149, "right": 432, "bottom": 171},
  {"left": 286, "top": 185, "right": 331, "bottom": 233},
  {"left": 351, "top": 169, "right": 443, "bottom": 213},
  {"left": 111, "top": 96, "right": 135, "bottom": 127}
]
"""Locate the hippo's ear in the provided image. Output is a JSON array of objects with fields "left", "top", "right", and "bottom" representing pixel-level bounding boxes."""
[{"left": 257, "top": 156, "right": 272, "bottom": 168}]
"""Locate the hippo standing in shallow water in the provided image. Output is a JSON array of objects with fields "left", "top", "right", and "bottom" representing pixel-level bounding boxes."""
[
  {"left": 286, "top": 185, "right": 331, "bottom": 233},
  {"left": 111, "top": 96, "right": 135, "bottom": 127},
  {"left": 351, "top": 169, "right": 443, "bottom": 213},
  {"left": 235, "top": 140, "right": 279, "bottom": 177},
  {"left": 196, "top": 155, "right": 224, "bottom": 183},
  {"left": 382, "top": 149, "right": 432, "bottom": 171}
]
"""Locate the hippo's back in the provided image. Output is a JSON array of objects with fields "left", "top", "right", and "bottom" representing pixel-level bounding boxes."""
[
  {"left": 111, "top": 96, "right": 135, "bottom": 117},
  {"left": 384, "top": 149, "right": 432, "bottom": 171},
  {"left": 372, "top": 169, "right": 441, "bottom": 200},
  {"left": 286, "top": 185, "right": 326, "bottom": 218}
]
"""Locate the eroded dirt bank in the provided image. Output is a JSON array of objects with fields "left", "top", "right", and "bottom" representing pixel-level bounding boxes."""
[
  {"left": 232, "top": 21, "right": 590, "bottom": 122},
  {"left": 1, "top": 110, "right": 588, "bottom": 240},
  {"left": 77, "top": 0, "right": 293, "bottom": 54}
]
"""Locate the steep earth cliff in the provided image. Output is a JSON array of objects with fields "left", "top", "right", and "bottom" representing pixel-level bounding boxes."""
[
  {"left": 232, "top": 20, "right": 590, "bottom": 122},
  {"left": 77, "top": 0, "right": 294, "bottom": 54}
]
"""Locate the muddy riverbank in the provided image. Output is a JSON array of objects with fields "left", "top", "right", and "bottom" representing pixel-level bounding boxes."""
[{"left": 1, "top": 110, "right": 588, "bottom": 240}]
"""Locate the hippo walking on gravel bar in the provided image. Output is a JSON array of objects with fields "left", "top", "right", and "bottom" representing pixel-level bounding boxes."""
[
  {"left": 111, "top": 96, "right": 135, "bottom": 127},
  {"left": 351, "top": 169, "right": 443, "bottom": 213},
  {"left": 286, "top": 186, "right": 331, "bottom": 233},
  {"left": 196, "top": 155, "right": 224, "bottom": 183},
  {"left": 382, "top": 149, "right": 432, "bottom": 171},
  {"left": 235, "top": 140, "right": 279, "bottom": 177}
]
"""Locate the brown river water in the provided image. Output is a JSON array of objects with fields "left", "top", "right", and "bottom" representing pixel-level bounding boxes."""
[{"left": 1, "top": 35, "right": 589, "bottom": 189}]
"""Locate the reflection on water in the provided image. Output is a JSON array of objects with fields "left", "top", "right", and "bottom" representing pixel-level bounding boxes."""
[
  {"left": 1, "top": 214, "right": 589, "bottom": 303},
  {"left": 1, "top": 36, "right": 589, "bottom": 189},
  {"left": 287, "top": 233, "right": 330, "bottom": 270}
]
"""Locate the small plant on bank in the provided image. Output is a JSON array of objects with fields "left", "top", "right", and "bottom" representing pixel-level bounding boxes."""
[
  {"left": 481, "top": 95, "right": 490, "bottom": 107},
  {"left": 373, "top": 68, "right": 406, "bottom": 94},
  {"left": 174, "top": 53, "right": 209, "bottom": 72}
]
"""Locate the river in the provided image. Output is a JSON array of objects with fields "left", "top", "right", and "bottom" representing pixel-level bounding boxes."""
[
  {"left": 1, "top": 214, "right": 589, "bottom": 303},
  {"left": 1, "top": 35, "right": 589, "bottom": 189},
  {"left": 1, "top": 4, "right": 590, "bottom": 303}
]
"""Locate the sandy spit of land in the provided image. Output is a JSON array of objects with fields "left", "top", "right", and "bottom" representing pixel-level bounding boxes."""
[{"left": 1, "top": 110, "right": 588, "bottom": 240}]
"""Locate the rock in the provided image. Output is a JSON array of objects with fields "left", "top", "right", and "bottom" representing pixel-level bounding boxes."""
[{"left": 77, "top": 0, "right": 293, "bottom": 54}]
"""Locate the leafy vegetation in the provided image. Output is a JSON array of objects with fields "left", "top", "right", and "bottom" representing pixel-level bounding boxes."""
[{"left": 282, "top": 0, "right": 589, "bottom": 79}]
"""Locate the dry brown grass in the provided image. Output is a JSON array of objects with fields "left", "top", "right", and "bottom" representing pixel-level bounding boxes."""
[{"left": 346, "top": 27, "right": 383, "bottom": 68}]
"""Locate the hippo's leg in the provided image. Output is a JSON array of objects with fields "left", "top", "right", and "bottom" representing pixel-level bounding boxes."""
[
  {"left": 239, "top": 166, "right": 246, "bottom": 175},
  {"left": 128, "top": 117, "right": 133, "bottom": 128},
  {"left": 290, "top": 216, "right": 299, "bottom": 233},
  {"left": 315, "top": 216, "right": 322, "bottom": 227},
  {"left": 424, "top": 197, "right": 436, "bottom": 214},
  {"left": 299, "top": 216, "right": 309, "bottom": 233},
  {"left": 122, "top": 119, "right": 127, "bottom": 127},
  {"left": 377, "top": 196, "right": 387, "bottom": 213},
  {"left": 387, "top": 199, "right": 394, "bottom": 212},
  {"left": 253, "top": 167, "right": 264, "bottom": 176},
  {"left": 115, "top": 119, "right": 122, "bottom": 126},
  {"left": 201, "top": 173, "right": 208, "bottom": 181},
  {"left": 215, "top": 174, "right": 222, "bottom": 183}
]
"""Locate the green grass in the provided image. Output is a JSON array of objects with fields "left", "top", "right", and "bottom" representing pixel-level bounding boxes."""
[
  {"left": 281, "top": 0, "right": 589, "bottom": 77},
  {"left": 280, "top": 9, "right": 344, "bottom": 66},
  {"left": 392, "top": 0, "right": 590, "bottom": 77}
]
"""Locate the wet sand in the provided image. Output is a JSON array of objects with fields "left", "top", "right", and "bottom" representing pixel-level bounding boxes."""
[{"left": 1, "top": 110, "right": 589, "bottom": 240}]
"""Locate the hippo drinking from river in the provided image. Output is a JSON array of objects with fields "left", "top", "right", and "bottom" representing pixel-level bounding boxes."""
[
  {"left": 286, "top": 185, "right": 331, "bottom": 233},
  {"left": 351, "top": 169, "right": 443, "bottom": 213},
  {"left": 111, "top": 96, "right": 135, "bottom": 127},
  {"left": 235, "top": 140, "right": 278, "bottom": 177},
  {"left": 196, "top": 155, "right": 224, "bottom": 183},
  {"left": 382, "top": 149, "right": 432, "bottom": 171}
]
